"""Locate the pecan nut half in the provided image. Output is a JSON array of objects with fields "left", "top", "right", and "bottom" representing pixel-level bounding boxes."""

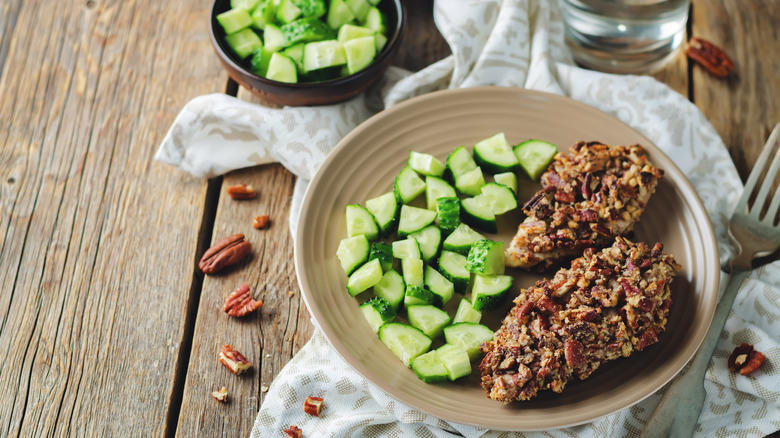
[
  {"left": 685, "top": 37, "right": 734, "bottom": 78},
  {"left": 253, "top": 214, "right": 270, "bottom": 229},
  {"left": 728, "top": 343, "right": 765, "bottom": 376},
  {"left": 226, "top": 184, "right": 257, "bottom": 200},
  {"left": 223, "top": 282, "right": 263, "bottom": 317},
  {"left": 219, "top": 344, "right": 251, "bottom": 375},
  {"left": 199, "top": 234, "right": 251, "bottom": 274}
]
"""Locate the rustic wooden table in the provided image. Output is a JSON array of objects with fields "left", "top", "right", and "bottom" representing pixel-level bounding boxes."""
[{"left": 0, "top": 0, "right": 777, "bottom": 436}]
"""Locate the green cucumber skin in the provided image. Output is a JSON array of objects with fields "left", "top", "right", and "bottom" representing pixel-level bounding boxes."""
[
  {"left": 436, "top": 197, "right": 460, "bottom": 235},
  {"left": 466, "top": 239, "right": 505, "bottom": 275},
  {"left": 410, "top": 351, "right": 448, "bottom": 383},
  {"left": 460, "top": 198, "right": 497, "bottom": 234},
  {"left": 437, "top": 251, "right": 470, "bottom": 293},
  {"left": 369, "top": 242, "right": 393, "bottom": 272}
]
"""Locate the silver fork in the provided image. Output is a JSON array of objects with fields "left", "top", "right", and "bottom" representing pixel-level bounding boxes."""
[{"left": 641, "top": 123, "right": 780, "bottom": 438}]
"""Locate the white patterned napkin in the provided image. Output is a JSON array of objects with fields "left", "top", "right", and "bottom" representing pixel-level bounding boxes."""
[{"left": 155, "top": 1, "right": 779, "bottom": 436}]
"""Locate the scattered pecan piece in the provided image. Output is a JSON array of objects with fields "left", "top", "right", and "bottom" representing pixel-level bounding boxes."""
[
  {"left": 728, "top": 343, "right": 765, "bottom": 375},
  {"left": 303, "top": 396, "right": 324, "bottom": 416},
  {"left": 253, "top": 214, "right": 270, "bottom": 229},
  {"left": 223, "top": 282, "right": 263, "bottom": 317},
  {"left": 226, "top": 184, "right": 257, "bottom": 200},
  {"left": 219, "top": 345, "right": 251, "bottom": 375},
  {"left": 283, "top": 425, "right": 303, "bottom": 438},
  {"left": 685, "top": 37, "right": 734, "bottom": 78},
  {"left": 211, "top": 387, "right": 228, "bottom": 402},
  {"left": 199, "top": 234, "right": 251, "bottom": 274}
]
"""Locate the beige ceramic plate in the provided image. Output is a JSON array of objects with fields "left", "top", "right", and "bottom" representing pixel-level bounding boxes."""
[{"left": 295, "top": 87, "right": 719, "bottom": 430}]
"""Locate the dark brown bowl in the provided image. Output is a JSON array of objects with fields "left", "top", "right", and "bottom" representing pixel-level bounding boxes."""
[{"left": 210, "top": 0, "right": 404, "bottom": 106}]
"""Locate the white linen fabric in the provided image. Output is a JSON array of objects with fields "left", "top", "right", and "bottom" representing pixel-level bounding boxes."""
[{"left": 155, "top": 1, "right": 779, "bottom": 436}]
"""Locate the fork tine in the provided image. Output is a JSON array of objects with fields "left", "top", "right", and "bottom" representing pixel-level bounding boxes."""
[
  {"left": 750, "top": 129, "right": 780, "bottom": 218},
  {"left": 740, "top": 124, "right": 780, "bottom": 215}
]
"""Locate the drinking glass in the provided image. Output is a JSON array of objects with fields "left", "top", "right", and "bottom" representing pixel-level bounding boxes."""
[{"left": 558, "top": 0, "right": 691, "bottom": 73}]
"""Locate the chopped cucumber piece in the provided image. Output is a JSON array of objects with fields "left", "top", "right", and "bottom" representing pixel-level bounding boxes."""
[
  {"left": 375, "top": 32, "right": 387, "bottom": 51},
  {"left": 409, "top": 225, "right": 441, "bottom": 263},
  {"left": 217, "top": 7, "right": 254, "bottom": 35},
  {"left": 426, "top": 176, "right": 456, "bottom": 211},
  {"left": 493, "top": 172, "right": 517, "bottom": 194},
  {"left": 393, "top": 166, "right": 426, "bottom": 204},
  {"left": 398, "top": 205, "right": 437, "bottom": 239},
  {"left": 408, "top": 151, "right": 446, "bottom": 177},
  {"left": 251, "top": 1, "right": 277, "bottom": 29},
  {"left": 336, "top": 234, "right": 369, "bottom": 275},
  {"left": 266, "top": 52, "right": 298, "bottom": 82},
  {"left": 282, "top": 17, "right": 332, "bottom": 46},
  {"left": 263, "top": 23, "right": 286, "bottom": 51},
  {"left": 232, "top": 0, "right": 261, "bottom": 10},
  {"left": 337, "top": 23, "right": 375, "bottom": 43},
  {"left": 455, "top": 166, "right": 485, "bottom": 197},
  {"left": 365, "top": 191, "right": 398, "bottom": 236},
  {"left": 303, "top": 39, "right": 347, "bottom": 70},
  {"left": 446, "top": 146, "right": 477, "bottom": 180},
  {"left": 346, "top": 0, "right": 371, "bottom": 21},
  {"left": 480, "top": 182, "right": 517, "bottom": 215},
  {"left": 453, "top": 297, "right": 482, "bottom": 324},
  {"left": 224, "top": 28, "right": 263, "bottom": 58},
  {"left": 435, "top": 197, "right": 460, "bottom": 234},
  {"left": 401, "top": 258, "right": 424, "bottom": 288},
  {"left": 424, "top": 265, "right": 454, "bottom": 307},
  {"left": 343, "top": 35, "right": 376, "bottom": 74},
  {"left": 404, "top": 284, "right": 434, "bottom": 307},
  {"left": 473, "top": 132, "right": 519, "bottom": 174},
  {"left": 249, "top": 46, "right": 274, "bottom": 76},
  {"left": 392, "top": 237, "right": 421, "bottom": 260},
  {"left": 514, "top": 139, "right": 558, "bottom": 181},
  {"left": 360, "top": 296, "right": 396, "bottom": 332},
  {"left": 437, "top": 250, "right": 470, "bottom": 293},
  {"left": 410, "top": 351, "right": 448, "bottom": 383},
  {"left": 281, "top": 42, "right": 306, "bottom": 71},
  {"left": 407, "top": 305, "right": 451, "bottom": 339},
  {"left": 327, "top": 0, "right": 356, "bottom": 29},
  {"left": 461, "top": 195, "right": 496, "bottom": 233},
  {"left": 345, "top": 204, "right": 379, "bottom": 240},
  {"left": 436, "top": 345, "right": 471, "bottom": 380},
  {"left": 442, "top": 223, "right": 484, "bottom": 256},
  {"left": 443, "top": 322, "right": 494, "bottom": 361},
  {"left": 369, "top": 241, "right": 393, "bottom": 272},
  {"left": 466, "top": 239, "right": 505, "bottom": 275},
  {"left": 363, "top": 7, "right": 386, "bottom": 33},
  {"left": 346, "top": 258, "right": 383, "bottom": 296},
  {"left": 378, "top": 323, "right": 432, "bottom": 367},
  {"left": 276, "top": 0, "right": 302, "bottom": 23},
  {"left": 293, "top": 0, "right": 326, "bottom": 18},
  {"left": 471, "top": 274, "right": 512, "bottom": 311},
  {"left": 373, "top": 269, "right": 405, "bottom": 310}
]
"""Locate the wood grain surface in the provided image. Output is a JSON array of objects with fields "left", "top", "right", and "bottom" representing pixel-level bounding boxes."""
[{"left": 0, "top": 0, "right": 777, "bottom": 437}]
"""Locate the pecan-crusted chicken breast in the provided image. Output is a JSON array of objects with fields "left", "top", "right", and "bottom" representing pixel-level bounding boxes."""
[
  {"left": 480, "top": 236, "right": 680, "bottom": 404},
  {"left": 506, "top": 141, "right": 663, "bottom": 270}
]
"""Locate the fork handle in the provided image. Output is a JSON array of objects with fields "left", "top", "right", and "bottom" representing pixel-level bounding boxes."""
[{"left": 640, "top": 269, "right": 749, "bottom": 438}]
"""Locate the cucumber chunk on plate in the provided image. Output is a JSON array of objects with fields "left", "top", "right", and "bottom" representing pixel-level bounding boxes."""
[
  {"left": 514, "top": 139, "right": 558, "bottom": 181},
  {"left": 407, "top": 305, "right": 451, "bottom": 339},
  {"left": 401, "top": 257, "right": 424, "bottom": 288},
  {"left": 365, "top": 191, "right": 398, "bottom": 236},
  {"left": 446, "top": 146, "right": 477, "bottom": 179},
  {"left": 346, "top": 0, "right": 371, "bottom": 22},
  {"left": 410, "top": 351, "right": 448, "bottom": 383},
  {"left": 493, "top": 172, "right": 517, "bottom": 194},
  {"left": 480, "top": 182, "right": 517, "bottom": 215},
  {"left": 293, "top": 0, "right": 326, "bottom": 18},
  {"left": 392, "top": 237, "right": 421, "bottom": 260},
  {"left": 217, "top": 7, "right": 254, "bottom": 35},
  {"left": 344, "top": 36, "right": 376, "bottom": 75},
  {"left": 363, "top": 6, "right": 386, "bottom": 33},
  {"left": 224, "top": 28, "right": 263, "bottom": 59},
  {"left": 266, "top": 52, "right": 298, "bottom": 83},
  {"left": 424, "top": 265, "right": 454, "bottom": 307},
  {"left": 282, "top": 17, "right": 332, "bottom": 46},
  {"left": 250, "top": 46, "right": 274, "bottom": 76},
  {"left": 443, "top": 322, "right": 494, "bottom": 361},
  {"left": 466, "top": 239, "right": 505, "bottom": 275},
  {"left": 435, "top": 197, "right": 460, "bottom": 235},
  {"left": 409, "top": 225, "right": 441, "bottom": 263},
  {"left": 404, "top": 284, "right": 434, "bottom": 307},
  {"left": 276, "top": 0, "right": 302, "bottom": 24},
  {"left": 397, "top": 205, "right": 437, "bottom": 239},
  {"left": 336, "top": 234, "right": 369, "bottom": 275},
  {"left": 373, "top": 269, "right": 405, "bottom": 310},
  {"left": 379, "top": 323, "right": 432, "bottom": 367},
  {"left": 442, "top": 223, "right": 484, "bottom": 255},
  {"left": 345, "top": 204, "right": 379, "bottom": 240},
  {"left": 436, "top": 344, "right": 471, "bottom": 380},
  {"left": 454, "top": 166, "right": 485, "bottom": 197},
  {"left": 232, "top": 0, "right": 261, "bottom": 11},
  {"left": 453, "top": 297, "right": 482, "bottom": 324},
  {"left": 369, "top": 241, "right": 393, "bottom": 272},
  {"left": 471, "top": 274, "right": 513, "bottom": 311},
  {"left": 251, "top": 1, "right": 277, "bottom": 30},
  {"left": 408, "top": 151, "right": 446, "bottom": 177},
  {"left": 303, "top": 39, "right": 347, "bottom": 71},
  {"left": 394, "top": 166, "right": 426, "bottom": 204},
  {"left": 263, "top": 23, "right": 286, "bottom": 51},
  {"left": 461, "top": 195, "right": 496, "bottom": 233},
  {"left": 437, "top": 250, "right": 470, "bottom": 293},
  {"left": 346, "top": 258, "right": 383, "bottom": 296},
  {"left": 360, "top": 296, "right": 396, "bottom": 332},
  {"left": 327, "top": 0, "right": 355, "bottom": 29},
  {"left": 426, "top": 176, "right": 456, "bottom": 210},
  {"left": 337, "top": 23, "right": 375, "bottom": 42},
  {"left": 473, "top": 132, "right": 519, "bottom": 174}
]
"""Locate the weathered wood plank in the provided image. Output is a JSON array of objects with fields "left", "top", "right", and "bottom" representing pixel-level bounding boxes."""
[
  {"left": 0, "top": 0, "right": 23, "bottom": 77},
  {"left": 0, "top": 0, "right": 225, "bottom": 436},
  {"left": 690, "top": 0, "right": 780, "bottom": 180}
]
